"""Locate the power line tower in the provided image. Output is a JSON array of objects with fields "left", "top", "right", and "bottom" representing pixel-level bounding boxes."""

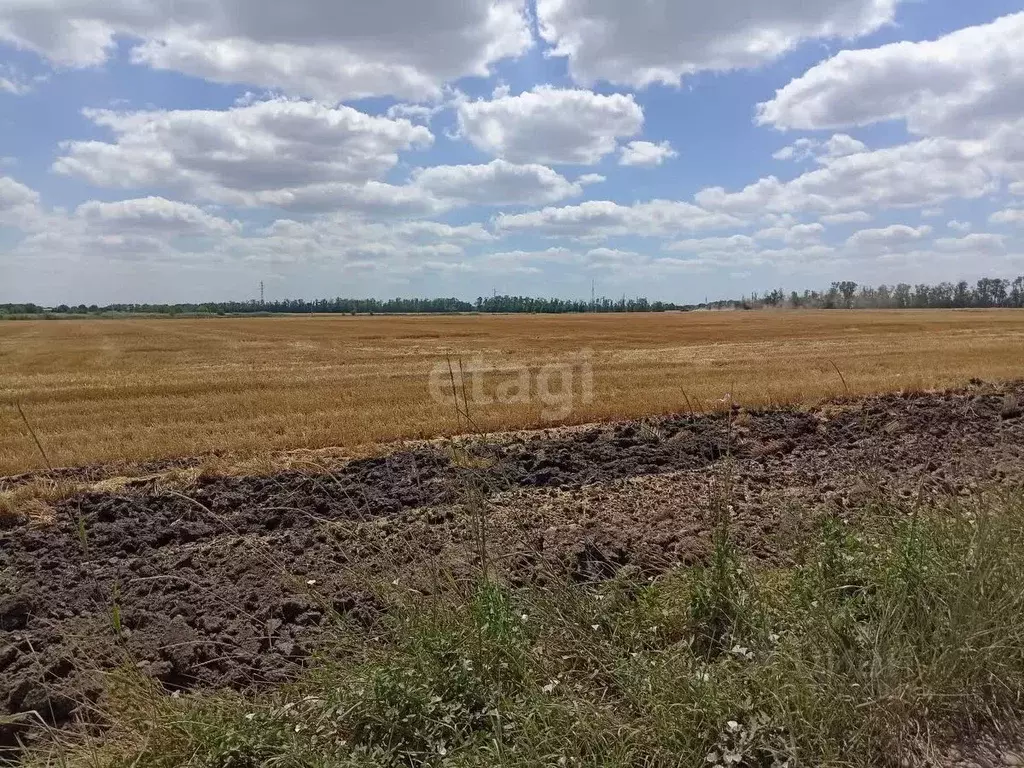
[
  {"left": 260, "top": 281, "right": 265, "bottom": 305},
  {"left": 591, "top": 279, "right": 595, "bottom": 311}
]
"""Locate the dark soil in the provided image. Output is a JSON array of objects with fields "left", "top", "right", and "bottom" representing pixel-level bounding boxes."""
[{"left": 2, "top": 382, "right": 1024, "bottom": 753}]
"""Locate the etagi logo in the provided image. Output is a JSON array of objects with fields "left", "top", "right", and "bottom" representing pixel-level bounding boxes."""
[{"left": 428, "top": 349, "right": 594, "bottom": 421}]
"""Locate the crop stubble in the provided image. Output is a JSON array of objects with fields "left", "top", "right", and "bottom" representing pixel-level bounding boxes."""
[{"left": 2, "top": 309, "right": 1024, "bottom": 474}]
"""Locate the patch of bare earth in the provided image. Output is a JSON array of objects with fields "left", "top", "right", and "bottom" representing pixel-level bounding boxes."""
[{"left": 2, "top": 381, "right": 1024, "bottom": 753}]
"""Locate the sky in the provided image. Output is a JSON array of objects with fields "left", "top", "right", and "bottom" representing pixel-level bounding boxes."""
[{"left": 1, "top": 0, "right": 1024, "bottom": 306}]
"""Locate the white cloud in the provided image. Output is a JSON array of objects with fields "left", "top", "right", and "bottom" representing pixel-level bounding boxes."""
[
  {"left": 0, "top": 0, "right": 532, "bottom": 101},
  {"left": 584, "top": 247, "right": 642, "bottom": 268},
  {"left": 774, "top": 134, "right": 867, "bottom": 163},
  {"left": 464, "top": 245, "right": 645, "bottom": 274},
  {"left": 757, "top": 12, "right": 1024, "bottom": 140},
  {"left": 1011, "top": 182, "right": 1024, "bottom": 196},
  {"left": 652, "top": 243, "right": 837, "bottom": 273},
  {"left": 494, "top": 199, "right": 742, "bottom": 239},
  {"left": 245, "top": 180, "right": 448, "bottom": 217},
  {"left": 0, "top": 64, "right": 31, "bottom": 94},
  {"left": 242, "top": 215, "right": 489, "bottom": 267},
  {"left": 75, "top": 197, "right": 239, "bottom": 236},
  {"left": 13, "top": 204, "right": 503, "bottom": 270},
  {"left": 696, "top": 138, "right": 996, "bottom": 217},
  {"left": 536, "top": 0, "right": 901, "bottom": 88},
  {"left": 665, "top": 235, "right": 757, "bottom": 253},
  {"left": 385, "top": 103, "right": 443, "bottom": 124},
  {"left": 823, "top": 134, "right": 868, "bottom": 158},
  {"left": 773, "top": 138, "right": 817, "bottom": 162},
  {"left": 23, "top": 231, "right": 179, "bottom": 263},
  {"left": 947, "top": 219, "right": 972, "bottom": 233},
  {"left": 933, "top": 233, "right": 1007, "bottom": 254},
  {"left": 754, "top": 222, "right": 825, "bottom": 246},
  {"left": 756, "top": 13, "right": 1024, "bottom": 226},
  {"left": 410, "top": 160, "right": 586, "bottom": 206},
  {"left": 0, "top": 176, "right": 38, "bottom": 209},
  {"left": 619, "top": 140, "right": 677, "bottom": 167},
  {"left": 480, "top": 247, "right": 577, "bottom": 272},
  {"left": 820, "top": 211, "right": 871, "bottom": 225},
  {"left": 989, "top": 208, "right": 1024, "bottom": 225},
  {"left": 390, "top": 220, "right": 495, "bottom": 243},
  {"left": 0, "top": 176, "right": 40, "bottom": 225},
  {"left": 53, "top": 98, "right": 438, "bottom": 212},
  {"left": 456, "top": 86, "right": 643, "bottom": 164},
  {"left": 846, "top": 224, "right": 932, "bottom": 251}
]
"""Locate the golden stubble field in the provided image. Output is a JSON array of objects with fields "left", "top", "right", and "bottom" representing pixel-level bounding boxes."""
[{"left": 2, "top": 309, "right": 1024, "bottom": 475}]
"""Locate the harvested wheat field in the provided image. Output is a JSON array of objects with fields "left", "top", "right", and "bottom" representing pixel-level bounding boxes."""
[
  {"left": 5, "top": 312, "right": 1024, "bottom": 766},
  {"left": 3, "top": 309, "right": 1024, "bottom": 475}
]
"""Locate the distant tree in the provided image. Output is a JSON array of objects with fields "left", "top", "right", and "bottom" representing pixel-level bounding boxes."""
[{"left": 836, "top": 281, "right": 858, "bottom": 308}]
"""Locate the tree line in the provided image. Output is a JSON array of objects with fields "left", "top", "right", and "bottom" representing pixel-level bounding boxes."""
[
  {"left": 5, "top": 276, "right": 1024, "bottom": 317},
  {"left": 0, "top": 294, "right": 686, "bottom": 317},
  {"left": 736, "top": 277, "right": 1024, "bottom": 310}
]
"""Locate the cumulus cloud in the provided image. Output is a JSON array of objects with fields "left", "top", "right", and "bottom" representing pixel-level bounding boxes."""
[
  {"left": 754, "top": 13, "right": 1024, "bottom": 228},
  {"left": 757, "top": 12, "right": 1024, "bottom": 140},
  {"left": 823, "top": 134, "right": 868, "bottom": 158},
  {"left": 247, "top": 180, "right": 448, "bottom": 217},
  {"left": 456, "top": 86, "right": 643, "bottom": 164},
  {"left": 238, "top": 214, "right": 491, "bottom": 267},
  {"left": 773, "top": 139, "right": 817, "bottom": 162},
  {"left": 54, "top": 99, "right": 434, "bottom": 207},
  {"left": 0, "top": 64, "right": 33, "bottom": 94},
  {"left": 479, "top": 247, "right": 577, "bottom": 273},
  {"left": 584, "top": 247, "right": 642, "bottom": 268},
  {"left": 754, "top": 222, "right": 825, "bottom": 246},
  {"left": 385, "top": 103, "right": 444, "bottom": 124},
  {"left": 989, "top": 208, "right": 1024, "bottom": 225},
  {"left": 466, "top": 245, "right": 645, "bottom": 274},
  {"left": 820, "top": 211, "right": 872, "bottom": 225},
  {"left": 947, "top": 220, "right": 972, "bottom": 233},
  {"left": 933, "top": 233, "right": 1007, "bottom": 254},
  {"left": 50, "top": 99, "right": 580, "bottom": 214},
  {"left": 665, "top": 235, "right": 757, "bottom": 253},
  {"left": 0, "top": 176, "right": 41, "bottom": 225},
  {"left": 494, "top": 199, "right": 742, "bottom": 239},
  {"left": 773, "top": 134, "right": 867, "bottom": 162},
  {"left": 696, "top": 138, "right": 996, "bottom": 218},
  {"left": 655, "top": 243, "right": 836, "bottom": 273},
  {"left": 389, "top": 220, "right": 495, "bottom": 243},
  {"left": 75, "top": 197, "right": 239, "bottom": 236},
  {"left": 845, "top": 224, "right": 932, "bottom": 251},
  {"left": 11, "top": 202, "right": 502, "bottom": 270},
  {"left": 0, "top": 176, "right": 38, "bottom": 209},
  {"left": 410, "top": 160, "right": 586, "bottom": 206},
  {"left": 619, "top": 140, "right": 678, "bottom": 167},
  {"left": 536, "top": 0, "right": 901, "bottom": 88},
  {"left": 0, "top": 0, "right": 532, "bottom": 101}
]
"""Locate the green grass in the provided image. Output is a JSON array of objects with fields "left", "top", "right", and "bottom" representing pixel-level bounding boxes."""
[{"left": 26, "top": 491, "right": 1024, "bottom": 767}]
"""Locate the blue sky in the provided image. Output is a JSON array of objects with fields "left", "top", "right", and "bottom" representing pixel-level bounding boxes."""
[{"left": 2, "top": 0, "right": 1023, "bottom": 305}]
